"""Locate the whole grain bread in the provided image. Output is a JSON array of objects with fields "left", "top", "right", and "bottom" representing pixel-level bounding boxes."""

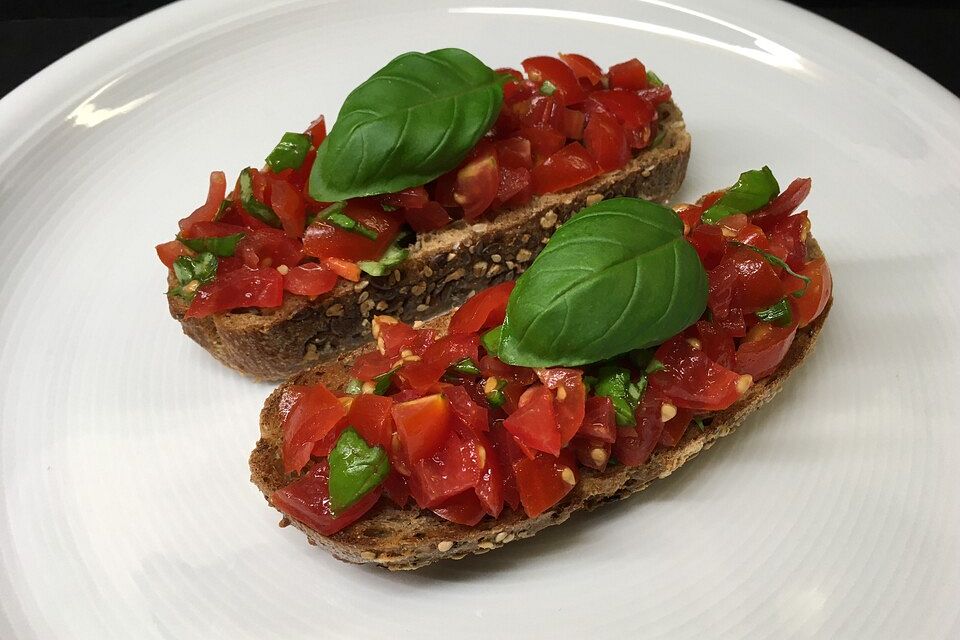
[
  {"left": 168, "top": 100, "right": 691, "bottom": 381},
  {"left": 249, "top": 241, "right": 830, "bottom": 570}
]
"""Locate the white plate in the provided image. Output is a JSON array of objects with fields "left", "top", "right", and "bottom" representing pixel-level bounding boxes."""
[{"left": 2, "top": 1, "right": 959, "bottom": 637}]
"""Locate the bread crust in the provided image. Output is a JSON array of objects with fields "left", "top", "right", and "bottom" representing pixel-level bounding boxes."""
[
  {"left": 249, "top": 241, "right": 831, "bottom": 571},
  {"left": 168, "top": 101, "right": 691, "bottom": 381}
]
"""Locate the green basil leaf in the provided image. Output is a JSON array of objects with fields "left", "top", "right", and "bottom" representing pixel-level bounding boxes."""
[
  {"left": 238, "top": 168, "right": 282, "bottom": 228},
  {"left": 450, "top": 357, "right": 481, "bottom": 376},
  {"left": 481, "top": 326, "right": 502, "bottom": 357},
  {"left": 358, "top": 242, "right": 409, "bottom": 277},
  {"left": 702, "top": 166, "right": 780, "bottom": 223},
  {"left": 497, "top": 198, "right": 708, "bottom": 367},
  {"left": 731, "top": 241, "right": 811, "bottom": 297},
  {"left": 343, "top": 379, "right": 363, "bottom": 395},
  {"left": 593, "top": 366, "right": 648, "bottom": 427},
  {"left": 265, "top": 132, "right": 312, "bottom": 172},
  {"left": 756, "top": 298, "right": 794, "bottom": 326},
  {"left": 327, "top": 427, "right": 389, "bottom": 513},
  {"left": 540, "top": 80, "right": 558, "bottom": 96},
  {"left": 372, "top": 367, "right": 398, "bottom": 395},
  {"left": 646, "top": 70, "right": 664, "bottom": 87},
  {"left": 309, "top": 48, "right": 504, "bottom": 202},
  {"left": 168, "top": 252, "right": 218, "bottom": 301},
  {"left": 176, "top": 232, "right": 244, "bottom": 257},
  {"left": 485, "top": 378, "right": 508, "bottom": 408},
  {"left": 327, "top": 212, "right": 379, "bottom": 240}
]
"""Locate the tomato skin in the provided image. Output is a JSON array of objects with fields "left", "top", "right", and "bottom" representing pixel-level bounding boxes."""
[
  {"left": 688, "top": 223, "right": 727, "bottom": 270},
  {"left": 573, "top": 436, "right": 611, "bottom": 471},
  {"left": 269, "top": 178, "right": 306, "bottom": 237},
  {"left": 558, "top": 53, "right": 603, "bottom": 87},
  {"left": 695, "top": 320, "right": 736, "bottom": 369},
  {"left": 185, "top": 266, "right": 284, "bottom": 318},
  {"left": 614, "top": 385, "right": 665, "bottom": 466},
  {"left": 719, "top": 247, "right": 786, "bottom": 313},
  {"left": 409, "top": 431, "right": 483, "bottom": 508},
  {"left": 637, "top": 84, "right": 673, "bottom": 106},
  {"left": 382, "top": 470, "right": 410, "bottom": 507},
  {"left": 237, "top": 228, "right": 303, "bottom": 269},
  {"left": 578, "top": 396, "right": 617, "bottom": 443},
  {"left": 346, "top": 394, "right": 394, "bottom": 449},
  {"left": 178, "top": 171, "right": 227, "bottom": 233},
  {"left": 658, "top": 407, "right": 694, "bottom": 447},
  {"left": 445, "top": 384, "right": 489, "bottom": 436},
  {"left": 382, "top": 186, "right": 429, "bottom": 209},
  {"left": 323, "top": 257, "right": 361, "bottom": 282},
  {"left": 521, "top": 126, "right": 566, "bottom": 162},
  {"left": 584, "top": 90, "right": 656, "bottom": 145},
  {"left": 752, "top": 177, "right": 811, "bottom": 230},
  {"left": 307, "top": 114, "right": 327, "bottom": 147},
  {"left": 535, "top": 368, "right": 586, "bottom": 446},
  {"left": 302, "top": 200, "right": 401, "bottom": 262},
  {"left": 470, "top": 431, "right": 505, "bottom": 517},
  {"left": 522, "top": 56, "right": 588, "bottom": 105},
  {"left": 399, "top": 334, "right": 480, "bottom": 391},
  {"left": 513, "top": 450, "right": 578, "bottom": 518},
  {"left": 449, "top": 282, "right": 515, "bottom": 335},
  {"left": 432, "top": 490, "right": 486, "bottom": 525},
  {"left": 480, "top": 355, "right": 538, "bottom": 386},
  {"left": 768, "top": 212, "right": 809, "bottom": 270},
  {"left": 789, "top": 256, "right": 832, "bottom": 327},
  {"left": 736, "top": 320, "right": 797, "bottom": 380},
  {"left": 583, "top": 110, "right": 630, "bottom": 172},
  {"left": 608, "top": 58, "right": 648, "bottom": 90},
  {"left": 562, "top": 108, "right": 586, "bottom": 139},
  {"left": 649, "top": 336, "right": 744, "bottom": 411},
  {"left": 378, "top": 319, "right": 436, "bottom": 359},
  {"left": 178, "top": 221, "right": 247, "bottom": 240},
  {"left": 495, "top": 166, "right": 533, "bottom": 206},
  {"left": 403, "top": 201, "right": 451, "bottom": 233},
  {"left": 156, "top": 240, "right": 192, "bottom": 268},
  {"left": 454, "top": 143, "right": 499, "bottom": 219},
  {"left": 283, "top": 262, "right": 338, "bottom": 296},
  {"left": 496, "top": 137, "right": 533, "bottom": 169},
  {"left": 531, "top": 142, "right": 601, "bottom": 195},
  {"left": 515, "top": 95, "right": 564, "bottom": 130},
  {"left": 503, "top": 386, "right": 561, "bottom": 456},
  {"left": 281, "top": 384, "right": 348, "bottom": 473},
  {"left": 271, "top": 462, "right": 381, "bottom": 536},
  {"left": 392, "top": 394, "right": 452, "bottom": 463}
]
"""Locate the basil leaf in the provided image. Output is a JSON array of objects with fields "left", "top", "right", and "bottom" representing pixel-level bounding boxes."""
[
  {"left": 450, "top": 357, "right": 481, "bottom": 376},
  {"left": 327, "top": 212, "right": 378, "bottom": 240},
  {"left": 358, "top": 242, "right": 409, "bottom": 277},
  {"left": 593, "top": 366, "right": 647, "bottom": 427},
  {"left": 702, "top": 166, "right": 780, "bottom": 224},
  {"left": 731, "top": 241, "right": 811, "bottom": 297},
  {"left": 238, "top": 168, "right": 282, "bottom": 228},
  {"left": 481, "top": 326, "right": 502, "bottom": 356},
  {"left": 372, "top": 367, "right": 398, "bottom": 395},
  {"left": 756, "top": 298, "right": 794, "bottom": 326},
  {"left": 309, "top": 48, "right": 504, "bottom": 202},
  {"left": 327, "top": 428, "right": 389, "bottom": 513},
  {"left": 176, "top": 232, "right": 244, "bottom": 257},
  {"left": 265, "top": 132, "right": 312, "bottom": 172},
  {"left": 646, "top": 70, "right": 664, "bottom": 87},
  {"left": 168, "top": 252, "right": 218, "bottom": 301},
  {"left": 214, "top": 199, "right": 231, "bottom": 221},
  {"left": 497, "top": 198, "right": 708, "bottom": 367},
  {"left": 485, "top": 378, "right": 508, "bottom": 408}
]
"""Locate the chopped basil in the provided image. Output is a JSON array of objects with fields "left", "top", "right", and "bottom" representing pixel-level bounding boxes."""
[
  {"left": 372, "top": 367, "right": 398, "bottom": 395},
  {"left": 327, "top": 427, "right": 390, "bottom": 514},
  {"left": 328, "top": 211, "right": 378, "bottom": 240},
  {"left": 358, "top": 242, "right": 408, "bottom": 277},
  {"left": 214, "top": 199, "right": 232, "bottom": 220},
  {"left": 343, "top": 379, "right": 363, "bottom": 395},
  {"left": 176, "top": 232, "right": 244, "bottom": 257},
  {"left": 593, "top": 366, "right": 646, "bottom": 427},
  {"left": 485, "top": 378, "right": 508, "bottom": 408},
  {"left": 645, "top": 358, "right": 665, "bottom": 374},
  {"left": 701, "top": 167, "right": 780, "bottom": 224},
  {"left": 693, "top": 417, "right": 707, "bottom": 431},
  {"left": 540, "top": 80, "right": 558, "bottom": 96},
  {"left": 380, "top": 202, "right": 398, "bottom": 212},
  {"left": 646, "top": 70, "right": 664, "bottom": 87},
  {"left": 756, "top": 298, "right": 794, "bottom": 327},
  {"left": 730, "top": 241, "right": 811, "bottom": 297},
  {"left": 450, "top": 357, "right": 481, "bottom": 376},
  {"left": 167, "top": 252, "right": 217, "bottom": 302},
  {"left": 265, "top": 131, "right": 312, "bottom": 172},
  {"left": 651, "top": 127, "right": 666, "bottom": 148},
  {"left": 238, "top": 168, "right": 282, "bottom": 228},
  {"left": 481, "top": 326, "right": 503, "bottom": 356}
]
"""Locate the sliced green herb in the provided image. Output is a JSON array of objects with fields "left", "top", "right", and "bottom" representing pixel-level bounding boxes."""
[
  {"left": 701, "top": 166, "right": 780, "bottom": 224},
  {"left": 167, "top": 252, "right": 217, "bottom": 302},
  {"left": 450, "top": 357, "right": 481, "bottom": 376},
  {"left": 756, "top": 298, "right": 794, "bottom": 326},
  {"left": 327, "top": 427, "right": 390, "bottom": 513},
  {"left": 358, "top": 242, "right": 409, "bottom": 277},
  {"left": 343, "top": 379, "right": 363, "bottom": 395},
  {"left": 485, "top": 378, "right": 508, "bottom": 408},
  {"left": 540, "top": 80, "right": 558, "bottom": 96},
  {"left": 645, "top": 358, "right": 665, "bottom": 374},
  {"left": 265, "top": 132, "right": 312, "bottom": 172},
  {"left": 327, "top": 212, "right": 379, "bottom": 240},
  {"left": 594, "top": 366, "right": 646, "bottom": 427},
  {"left": 214, "top": 199, "right": 232, "bottom": 220},
  {"left": 176, "top": 232, "right": 244, "bottom": 257},
  {"left": 373, "top": 367, "right": 399, "bottom": 395},
  {"left": 731, "top": 241, "right": 811, "bottom": 297},
  {"left": 651, "top": 127, "right": 666, "bottom": 148},
  {"left": 646, "top": 70, "right": 664, "bottom": 87},
  {"left": 238, "top": 168, "right": 282, "bottom": 228},
  {"left": 481, "top": 326, "right": 503, "bottom": 357}
]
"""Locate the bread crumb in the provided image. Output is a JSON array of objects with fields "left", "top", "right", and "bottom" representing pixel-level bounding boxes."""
[
  {"left": 539, "top": 210, "right": 558, "bottom": 229},
  {"left": 354, "top": 280, "right": 369, "bottom": 292},
  {"left": 478, "top": 542, "right": 495, "bottom": 550},
  {"left": 325, "top": 304, "right": 344, "bottom": 317},
  {"left": 503, "top": 533, "right": 515, "bottom": 543},
  {"left": 446, "top": 252, "right": 457, "bottom": 262},
  {"left": 521, "top": 234, "right": 531, "bottom": 243},
  {"left": 375, "top": 300, "right": 389, "bottom": 311},
  {"left": 411, "top": 283, "right": 427, "bottom": 296},
  {"left": 358, "top": 291, "right": 370, "bottom": 303},
  {"left": 585, "top": 193, "right": 603, "bottom": 205},
  {"left": 416, "top": 303, "right": 429, "bottom": 312},
  {"left": 437, "top": 540, "right": 454, "bottom": 552},
  {"left": 422, "top": 265, "right": 434, "bottom": 278}
]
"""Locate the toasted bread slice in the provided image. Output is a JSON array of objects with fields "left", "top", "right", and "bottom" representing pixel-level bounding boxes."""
[
  {"left": 169, "top": 100, "right": 691, "bottom": 381},
  {"left": 250, "top": 240, "right": 830, "bottom": 570}
]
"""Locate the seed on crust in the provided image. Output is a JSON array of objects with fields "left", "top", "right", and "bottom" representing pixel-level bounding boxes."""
[
  {"left": 411, "top": 282, "right": 427, "bottom": 296},
  {"left": 472, "top": 262, "right": 488, "bottom": 277},
  {"left": 375, "top": 301, "right": 389, "bottom": 311},
  {"left": 360, "top": 299, "right": 375, "bottom": 317},
  {"left": 490, "top": 253, "right": 503, "bottom": 263},
  {"left": 437, "top": 540, "right": 454, "bottom": 553},
  {"left": 357, "top": 291, "right": 370, "bottom": 304},
  {"left": 487, "top": 264, "right": 503, "bottom": 277},
  {"left": 416, "top": 303, "right": 429, "bottom": 312},
  {"left": 446, "top": 252, "right": 457, "bottom": 262},
  {"left": 325, "top": 304, "right": 344, "bottom": 318},
  {"left": 444, "top": 268, "right": 466, "bottom": 284},
  {"left": 521, "top": 233, "right": 531, "bottom": 243},
  {"left": 354, "top": 280, "right": 369, "bottom": 292},
  {"left": 478, "top": 541, "right": 495, "bottom": 550},
  {"left": 495, "top": 531, "right": 508, "bottom": 543}
]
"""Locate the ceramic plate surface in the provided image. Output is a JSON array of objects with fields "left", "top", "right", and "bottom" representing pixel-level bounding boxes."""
[{"left": 1, "top": 1, "right": 959, "bottom": 637}]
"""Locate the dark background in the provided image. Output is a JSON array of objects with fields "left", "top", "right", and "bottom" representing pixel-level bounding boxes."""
[{"left": 1, "top": 1, "right": 958, "bottom": 98}]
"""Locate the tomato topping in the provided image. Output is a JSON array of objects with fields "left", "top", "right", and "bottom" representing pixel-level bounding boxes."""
[
  {"left": 583, "top": 110, "right": 630, "bottom": 173},
  {"left": 382, "top": 186, "right": 429, "bottom": 209},
  {"left": 608, "top": 58, "right": 648, "bottom": 90},
  {"left": 716, "top": 246, "right": 785, "bottom": 313},
  {"left": 521, "top": 126, "right": 566, "bottom": 162},
  {"left": 688, "top": 223, "right": 727, "bottom": 270},
  {"left": 322, "top": 257, "right": 361, "bottom": 282},
  {"left": 558, "top": 53, "right": 603, "bottom": 87},
  {"left": 752, "top": 177, "right": 811, "bottom": 230},
  {"left": 236, "top": 228, "right": 303, "bottom": 269},
  {"left": 496, "top": 166, "right": 533, "bottom": 206},
  {"left": 562, "top": 108, "right": 586, "bottom": 139},
  {"left": 535, "top": 368, "right": 586, "bottom": 446},
  {"left": 178, "top": 171, "right": 227, "bottom": 232},
  {"left": 522, "top": 56, "right": 588, "bottom": 105},
  {"left": 283, "top": 262, "right": 338, "bottom": 297},
  {"left": 303, "top": 201, "right": 401, "bottom": 262},
  {"left": 585, "top": 91, "right": 656, "bottom": 147},
  {"left": 392, "top": 394, "right": 452, "bottom": 463},
  {"left": 432, "top": 490, "right": 487, "bottom": 525},
  {"left": 345, "top": 394, "right": 394, "bottom": 449},
  {"left": 496, "top": 137, "right": 533, "bottom": 169},
  {"left": 271, "top": 462, "right": 381, "bottom": 536},
  {"left": 480, "top": 355, "right": 538, "bottom": 386},
  {"left": 445, "top": 385, "right": 489, "bottom": 436},
  {"left": 579, "top": 396, "right": 617, "bottom": 443},
  {"left": 377, "top": 318, "right": 436, "bottom": 358},
  {"left": 531, "top": 142, "right": 601, "bottom": 194},
  {"left": 694, "top": 320, "right": 736, "bottom": 369},
  {"left": 307, "top": 115, "right": 327, "bottom": 147},
  {"left": 382, "top": 470, "right": 410, "bottom": 507},
  {"left": 503, "top": 385, "right": 561, "bottom": 456},
  {"left": 613, "top": 385, "right": 665, "bottom": 466},
  {"left": 789, "top": 256, "right": 832, "bottom": 327},
  {"left": 178, "top": 221, "right": 247, "bottom": 240},
  {"left": 268, "top": 178, "right": 307, "bottom": 238},
  {"left": 513, "top": 450, "right": 578, "bottom": 517},
  {"left": 156, "top": 240, "right": 192, "bottom": 268},
  {"left": 768, "top": 212, "right": 810, "bottom": 270},
  {"left": 449, "top": 281, "right": 515, "bottom": 335},
  {"left": 736, "top": 321, "right": 797, "bottom": 379},
  {"left": 281, "top": 383, "right": 348, "bottom": 473},
  {"left": 453, "top": 143, "right": 499, "bottom": 219},
  {"left": 658, "top": 407, "right": 694, "bottom": 447},
  {"left": 649, "top": 336, "right": 745, "bottom": 411},
  {"left": 409, "top": 431, "right": 483, "bottom": 508},
  {"left": 185, "top": 266, "right": 284, "bottom": 318},
  {"left": 399, "top": 334, "right": 479, "bottom": 391},
  {"left": 403, "top": 201, "right": 451, "bottom": 233}
]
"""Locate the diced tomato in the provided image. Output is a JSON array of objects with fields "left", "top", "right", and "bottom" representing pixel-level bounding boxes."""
[
  {"left": 432, "top": 490, "right": 486, "bottom": 526},
  {"left": 535, "top": 368, "right": 586, "bottom": 446},
  {"left": 694, "top": 320, "right": 736, "bottom": 369},
  {"left": 716, "top": 306, "right": 747, "bottom": 338},
  {"left": 495, "top": 166, "right": 533, "bottom": 206},
  {"left": 271, "top": 462, "right": 381, "bottom": 536},
  {"left": 521, "top": 126, "right": 566, "bottom": 162},
  {"left": 522, "top": 56, "right": 588, "bottom": 105},
  {"left": 768, "top": 212, "right": 810, "bottom": 270},
  {"left": 307, "top": 114, "right": 327, "bottom": 147},
  {"left": 788, "top": 256, "right": 832, "bottom": 328},
  {"left": 280, "top": 383, "right": 348, "bottom": 473},
  {"left": 453, "top": 143, "right": 499, "bottom": 219},
  {"left": 399, "top": 334, "right": 480, "bottom": 391},
  {"left": 752, "top": 177, "right": 811, "bottom": 230},
  {"left": 608, "top": 58, "right": 648, "bottom": 90},
  {"left": 382, "top": 186, "right": 429, "bottom": 209},
  {"left": 178, "top": 221, "right": 247, "bottom": 240},
  {"left": 734, "top": 222, "right": 771, "bottom": 252},
  {"left": 432, "top": 169, "right": 459, "bottom": 208},
  {"left": 513, "top": 450, "right": 578, "bottom": 518},
  {"left": 178, "top": 171, "right": 227, "bottom": 232},
  {"left": 584, "top": 90, "right": 656, "bottom": 146},
  {"left": 403, "top": 201, "right": 451, "bottom": 233},
  {"left": 515, "top": 95, "right": 563, "bottom": 131},
  {"left": 382, "top": 470, "right": 410, "bottom": 507},
  {"left": 392, "top": 394, "right": 452, "bottom": 463},
  {"left": 346, "top": 394, "right": 394, "bottom": 449},
  {"left": 269, "top": 179, "right": 306, "bottom": 238},
  {"left": 531, "top": 142, "right": 600, "bottom": 194},
  {"left": 236, "top": 228, "right": 303, "bottom": 269},
  {"left": 579, "top": 396, "right": 617, "bottom": 443},
  {"left": 562, "top": 108, "right": 586, "bottom": 139},
  {"left": 469, "top": 431, "right": 505, "bottom": 517},
  {"left": 350, "top": 350, "right": 395, "bottom": 381},
  {"left": 303, "top": 200, "right": 402, "bottom": 262},
  {"left": 449, "top": 282, "right": 515, "bottom": 335},
  {"left": 558, "top": 53, "right": 603, "bottom": 87},
  {"left": 636, "top": 84, "right": 673, "bottom": 106},
  {"left": 688, "top": 223, "right": 727, "bottom": 270},
  {"left": 583, "top": 110, "right": 630, "bottom": 172},
  {"left": 445, "top": 385, "right": 489, "bottom": 436},
  {"left": 283, "top": 262, "right": 338, "bottom": 297},
  {"left": 735, "top": 320, "right": 797, "bottom": 380},
  {"left": 497, "top": 67, "right": 523, "bottom": 81},
  {"left": 502, "top": 78, "right": 539, "bottom": 104},
  {"left": 323, "top": 257, "right": 361, "bottom": 282},
  {"left": 676, "top": 204, "right": 705, "bottom": 234},
  {"left": 614, "top": 385, "right": 665, "bottom": 466},
  {"left": 488, "top": 423, "right": 521, "bottom": 511},
  {"left": 503, "top": 385, "right": 560, "bottom": 456},
  {"left": 496, "top": 137, "right": 533, "bottom": 169},
  {"left": 156, "top": 240, "right": 192, "bottom": 268},
  {"left": 377, "top": 319, "right": 436, "bottom": 358},
  {"left": 573, "top": 436, "right": 611, "bottom": 471},
  {"left": 649, "top": 336, "right": 746, "bottom": 411},
  {"left": 718, "top": 246, "right": 786, "bottom": 313},
  {"left": 185, "top": 266, "right": 284, "bottom": 318},
  {"left": 409, "top": 431, "right": 483, "bottom": 508},
  {"left": 479, "top": 355, "right": 538, "bottom": 386},
  {"left": 658, "top": 407, "right": 694, "bottom": 447}
]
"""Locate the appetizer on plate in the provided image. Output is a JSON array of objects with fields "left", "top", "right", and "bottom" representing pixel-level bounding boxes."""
[
  {"left": 156, "top": 49, "right": 691, "bottom": 380},
  {"left": 250, "top": 168, "right": 832, "bottom": 569}
]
